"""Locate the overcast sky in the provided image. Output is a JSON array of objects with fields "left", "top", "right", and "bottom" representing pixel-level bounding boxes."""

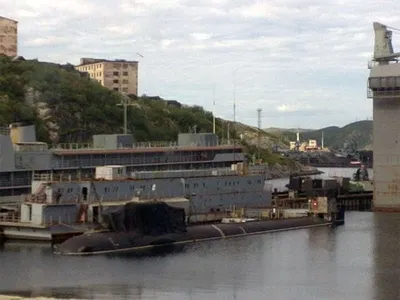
[{"left": 2, "top": 0, "right": 398, "bottom": 129}]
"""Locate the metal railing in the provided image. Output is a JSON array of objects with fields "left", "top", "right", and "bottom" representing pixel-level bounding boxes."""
[
  {"left": 0, "top": 126, "right": 10, "bottom": 135},
  {"left": 51, "top": 139, "right": 242, "bottom": 151},
  {"left": 0, "top": 212, "right": 20, "bottom": 223},
  {"left": 31, "top": 164, "right": 269, "bottom": 183},
  {"left": 53, "top": 143, "right": 94, "bottom": 150},
  {"left": 367, "top": 88, "right": 400, "bottom": 99},
  {"left": 367, "top": 60, "right": 378, "bottom": 69},
  {"left": 33, "top": 173, "right": 80, "bottom": 182},
  {"left": 14, "top": 143, "right": 48, "bottom": 152}
]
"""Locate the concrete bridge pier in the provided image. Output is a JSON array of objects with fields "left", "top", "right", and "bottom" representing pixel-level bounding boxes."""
[{"left": 368, "top": 22, "right": 400, "bottom": 211}]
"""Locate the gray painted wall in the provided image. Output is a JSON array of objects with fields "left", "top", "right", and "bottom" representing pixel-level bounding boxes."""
[
  {"left": 43, "top": 173, "right": 271, "bottom": 214},
  {"left": 0, "top": 135, "right": 15, "bottom": 171},
  {"left": 93, "top": 134, "right": 134, "bottom": 149},
  {"left": 370, "top": 63, "right": 400, "bottom": 208},
  {"left": 178, "top": 133, "right": 219, "bottom": 147}
]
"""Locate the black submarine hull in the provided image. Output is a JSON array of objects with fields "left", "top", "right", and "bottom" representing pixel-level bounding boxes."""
[{"left": 55, "top": 217, "right": 337, "bottom": 256}]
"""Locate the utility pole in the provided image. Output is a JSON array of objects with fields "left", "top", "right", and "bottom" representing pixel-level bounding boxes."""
[
  {"left": 213, "top": 84, "right": 216, "bottom": 134},
  {"left": 232, "top": 67, "right": 240, "bottom": 162},
  {"left": 257, "top": 108, "right": 262, "bottom": 160},
  {"left": 117, "top": 95, "right": 134, "bottom": 135},
  {"left": 227, "top": 122, "right": 230, "bottom": 144}
]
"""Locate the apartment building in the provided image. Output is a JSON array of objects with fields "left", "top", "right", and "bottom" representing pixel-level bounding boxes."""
[
  {"left": 75, "top": 58, "right": 138, "bottom": 95},
  {"left": 0, "top": 16, "right": 18, "bottom": 57}
]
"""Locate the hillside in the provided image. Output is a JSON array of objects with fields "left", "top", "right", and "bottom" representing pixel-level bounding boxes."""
[
  {"left": 265, "top": 127, "right": 314, "bottom": 133},
  {"left": 273, "top": 121, "right": 373, "bottom": 150},
  {"left": 0, "top": 55, "right": 293, "bottom": 166}
]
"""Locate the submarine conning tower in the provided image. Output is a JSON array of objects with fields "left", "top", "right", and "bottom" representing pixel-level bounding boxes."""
[{"left": 368, "top": 22, "right": 400, "bottom": 211}]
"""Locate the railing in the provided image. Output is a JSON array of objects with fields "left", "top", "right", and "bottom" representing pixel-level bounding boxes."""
[
  {"left": 33, "top": 173, "right": 81, "bottom": 182},
  {"left": 31, "top": 165, "right": 269, "bottom": 183},
  {"left": 14, "top": 143, "right": 48, "bottom": 152},
  {"left": 131, "top": 168, "right": 240, "bottom": 180},
  {"left": 367, "top": 88, "right": 400, "bottom": 98},
  {"left": 53, "top": 143, "right": 94, "bottom": 150},
  {"left": 368, "top": 60, "right": 378, "bottom": 69},
  {"left": 51, "top": 139, "right": 242, "bottom": 151},
  {"left": 0, "top": 126, "right": 10, "bottom": 135},
  {"left": 0, "top": 212, "right": 20, "bottom": 223}
]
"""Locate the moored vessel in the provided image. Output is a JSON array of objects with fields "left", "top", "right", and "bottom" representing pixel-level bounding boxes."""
[
  {"left": 0, "top": 123, "right": 257, "bottom": 205},
  {"left": 55, "top": 196, "right": 344, "bottom": 256},
  {"left": 0, "top": 162, "right": 272, "bottom": 243}
]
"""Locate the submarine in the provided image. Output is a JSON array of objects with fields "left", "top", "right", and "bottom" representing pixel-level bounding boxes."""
[{"left": 55, "top": 200, "right": 344, "bottom": 256}]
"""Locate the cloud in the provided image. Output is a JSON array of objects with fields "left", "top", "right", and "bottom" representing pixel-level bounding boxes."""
[{"left": 1, "top": 0, "right": 391, "bottom": 128}]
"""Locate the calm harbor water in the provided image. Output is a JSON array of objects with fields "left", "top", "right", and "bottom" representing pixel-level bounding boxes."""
[{"left": 1, "top": 167, "right": 390, "bottom": 300}]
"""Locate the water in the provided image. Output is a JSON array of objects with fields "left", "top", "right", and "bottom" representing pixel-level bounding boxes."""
[
  {"left": 0, "top": 212, "right": 398, "bottom": 300},
  {"left": 0, "top": 167, "right": 389, "bottom": 300}
]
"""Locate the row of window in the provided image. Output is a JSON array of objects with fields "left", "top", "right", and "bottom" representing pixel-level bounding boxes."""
[
  {"left": 112, "top": 79, "right": 129, "bottom": 84},
  {"left": 54, "top": 179, "right": 264, "bottom": 195},
  {"left": 79, "top": 63, "right": 132, "bottom": 72},
  {"left": 113, "top": 71, "right": 129, "bottom": 76},
  {"left": 113, "top": 87, "right": 129, "bottom": 92}
]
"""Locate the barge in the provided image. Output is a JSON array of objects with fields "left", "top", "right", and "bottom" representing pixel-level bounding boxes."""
[
  {"left": 0, "top": 123, "right": 265, "bottom": 205},
  {"left": 0, "top": 163, "right": 272, "bottom": 243}
]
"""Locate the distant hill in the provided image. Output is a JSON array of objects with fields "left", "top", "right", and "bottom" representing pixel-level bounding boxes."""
[{"left": 274, "top": 120, "right": 373, "bottom": 150}]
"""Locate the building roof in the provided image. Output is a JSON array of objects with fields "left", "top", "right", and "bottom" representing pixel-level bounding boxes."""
[
  {"left": 76, "top": 58, "right": 138, "bottom": 67},
  {"left": 0, "top": 16, "right": 18, "bottom": 23}
]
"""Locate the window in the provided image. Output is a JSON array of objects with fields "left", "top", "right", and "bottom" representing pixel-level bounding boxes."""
[
  {"left": 123, "top": 88, "right": 128, "bottom": 92},
  {"left": 123, "top": 64, "right": 128, "bottom": 69},
  {"left": 113, "top": 71, "right": 119, "bottom": 76},
  {"left": 123, "top": 72, "right": 128, "bottom": 76},
  {"left": 122, "top": 79, "right": 129, "bottom": 84},
  {"left": 113, "top": 88, "right": 119, "bottom": 91},
  {"left": 113, "top": 79, "right": 119, "bottom": 84}
]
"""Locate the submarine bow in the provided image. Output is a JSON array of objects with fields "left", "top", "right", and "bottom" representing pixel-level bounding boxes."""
[{"left": 56, "top": 201, "right": 187, "bottom": 255}]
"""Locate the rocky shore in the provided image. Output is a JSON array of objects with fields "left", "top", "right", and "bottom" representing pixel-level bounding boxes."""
[{"left": 266, "top": 162, "right": 322, "bottom": 180}]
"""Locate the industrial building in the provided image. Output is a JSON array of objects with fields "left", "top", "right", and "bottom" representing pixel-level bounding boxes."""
[
  {"left": 75, "top": 58, "right": 138, "bottom": 95},
  {"left": 0, "top": 16, "right": 18, "bottom": 57},
  {"left": 368, "top": 22, "right": 400, "bottom": 211}
]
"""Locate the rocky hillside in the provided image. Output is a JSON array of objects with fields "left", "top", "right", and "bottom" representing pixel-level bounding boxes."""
[
  {"left": 0, "top": 55, "right": 298, "bottom": 167},
  {"left": 267, "top": 121, "right": 373, "bottom": 150}
]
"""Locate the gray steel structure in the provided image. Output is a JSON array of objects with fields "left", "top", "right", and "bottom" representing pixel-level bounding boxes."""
[
  {"left": 368, "top": 22, "right": 400, "bottom": 211},
  {"left": 0, "top": 124, "right": 248, "bottom": 203},
  {"left": 27, "top": 167, "right": 271, "bottom": 225}
]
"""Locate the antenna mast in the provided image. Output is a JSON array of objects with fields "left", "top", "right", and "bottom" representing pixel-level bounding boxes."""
[
  {"left": 321, "top": 131, "right": 324, "bottom": 149},
  {"left": 213, "top": 84, "right": 216, "bottom": 134},
  {"left": 257, "top": 108, "right": 262, "bottom": 160}
]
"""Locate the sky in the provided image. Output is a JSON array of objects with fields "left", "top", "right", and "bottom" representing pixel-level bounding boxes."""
[{"left": 2, "top": 0, "right": 399, "bottom": 129}]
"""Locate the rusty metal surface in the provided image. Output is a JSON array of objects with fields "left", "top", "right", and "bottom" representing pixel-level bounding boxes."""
[{"left": 372, "top": 205, "right": 400, "bottom": 212}]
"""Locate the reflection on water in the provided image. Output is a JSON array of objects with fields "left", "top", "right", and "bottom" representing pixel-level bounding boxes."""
[
  {"left": 373, "top": 213, "right": 400, "bottom": 300},
  {"left": 1, "top": 212, "right": 400, "bottom": 299}
]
